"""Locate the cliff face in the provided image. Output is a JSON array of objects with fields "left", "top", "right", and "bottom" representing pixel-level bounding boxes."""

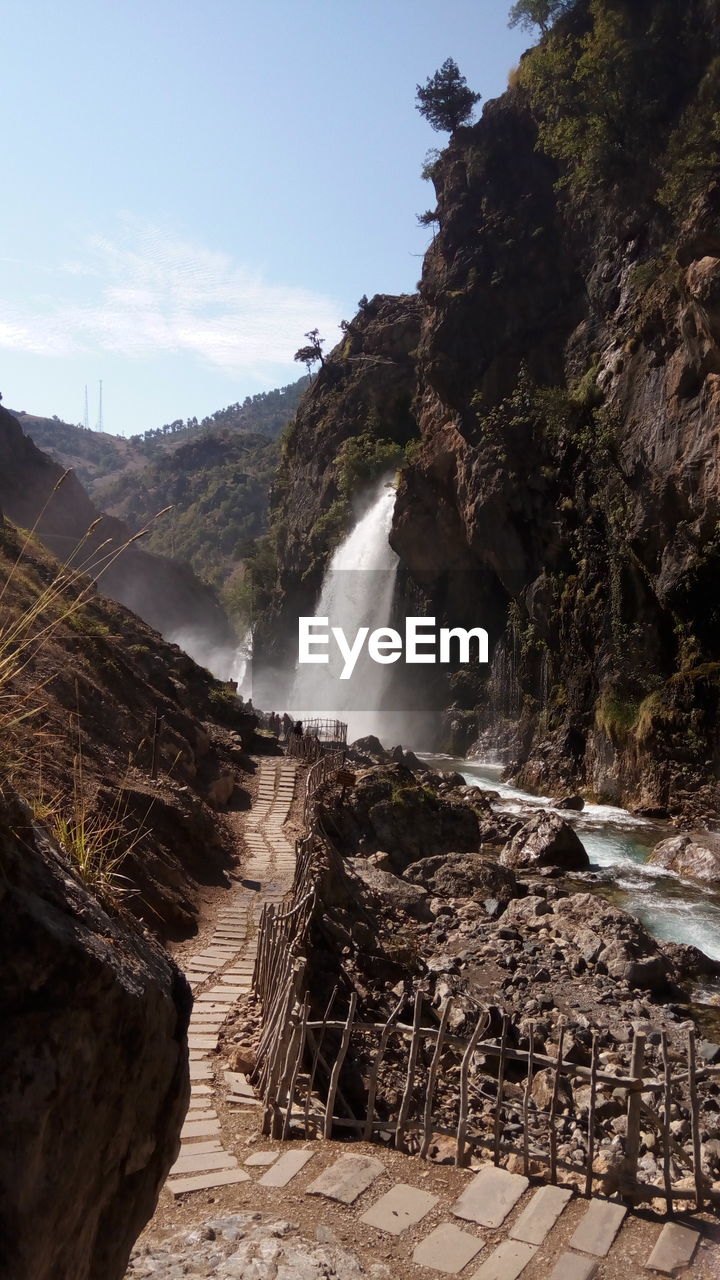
[
  {"left": 0, "top": 406, "right": 235, "bottom": 660},
  {"left": 0, "top": 789, "right": 190, "bottom": 1280},
  {"left": 270, "top": 0, "right": 720, "bottom": 819},
  {"left": 392, "top": 0, "right": 720, "bottom": 818}
]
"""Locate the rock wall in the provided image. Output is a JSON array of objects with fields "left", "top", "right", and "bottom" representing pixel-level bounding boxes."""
[{"left": 0, "top": 791, "right": 190, "bottom": 1280}]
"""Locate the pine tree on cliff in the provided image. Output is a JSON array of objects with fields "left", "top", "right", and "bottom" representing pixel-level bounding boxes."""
[
  {"left": 415, "top": 58, "right": 481, "bottom": 132},
  {"left": 508, "top": 0, "right": 572, "bottom": 36}
]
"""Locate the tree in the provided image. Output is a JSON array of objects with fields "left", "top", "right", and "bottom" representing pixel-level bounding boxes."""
[
  {"left": 508, "top": 0, "right": 572, "bottom": 37},
  {"left": 415, "top": 58, "right": 481, "bottom": 133},
  {"left": 293, "top": 328, "right": 325, "bottom": 374}
]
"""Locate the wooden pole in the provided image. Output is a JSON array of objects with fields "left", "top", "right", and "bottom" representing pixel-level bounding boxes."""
[
  {"left": 687, "top": 1029, "right": 703, "bottom": 1211},
  {"left": 523, "top": 1024, "right": 535, "bottom": 1179},
  {"left": 625, "top": 1031, "right": 646, "bottom": 1194},
  {"left": 283, "top": 993, "right": 310, "bottom": 1140},
  {"left": 585, "top": 1031, "right": 599, "bottom": 1198},
  {"left": 660, "top": 1030, "right": 673, "bottom": 1215},
  {"left": 396, "top": 989, "right": 423, "bottom": 1154},
  {"left": 305, "top": 985, "right": 337, "bottom": 1133},
  {"left": 364, "top": 993, "right": 405, "bottom": 1142},
  {"left": 324, "top": 992, "right": 357, "bottom": 1140},
  {"left": 456, "top": 1011, "right": 487, "bottom": 1167},
  {"left": 549, "top": 1022, "right": 565, "bottom": 1185},
  {"left": 420, "top": 998, "right": 452, "bottom": 1159},
  {"left": 493, "top": 1015, "right": 510, "bottom": 1167}
]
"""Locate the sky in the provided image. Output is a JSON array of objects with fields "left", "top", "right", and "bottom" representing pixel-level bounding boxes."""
[{"left": 1, "top": 1, "right": 529, "bottom": 435}]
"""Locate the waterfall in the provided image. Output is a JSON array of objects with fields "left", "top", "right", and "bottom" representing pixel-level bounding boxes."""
[{"left": 289, "top": 479, "right": 399, "bottom": 742}]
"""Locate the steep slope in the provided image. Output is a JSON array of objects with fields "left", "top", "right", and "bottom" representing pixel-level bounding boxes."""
[{"left": 0, "top": 406, "right": 235, "bottom": 663}]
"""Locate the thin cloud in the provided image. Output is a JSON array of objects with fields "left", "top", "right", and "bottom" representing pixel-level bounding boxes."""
[{"left": 0, "top": 217, "right": 342, "bottom": 373}]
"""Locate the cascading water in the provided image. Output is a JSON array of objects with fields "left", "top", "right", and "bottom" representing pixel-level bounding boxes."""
[{"left": 289, "top": 478, "right": 399, "bottom": 741}]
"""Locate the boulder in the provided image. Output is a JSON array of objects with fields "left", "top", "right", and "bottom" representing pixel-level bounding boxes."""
[
  {"left": 555, "top": 795, "right": 585, "bottom": 812},
  {"left": 348, "top": 858, "right": 433, "bottom": 921},
  {"left": 0, "top": 793, "right": 190, "bottom": 1280},
  {"left": 404, "top": 852, "right": 518, "bottom": 907},
  {"left": 349, "top": 734, "right": 388, "bottom": 761},
  {"left": 648, "top": 833, "right": 720, "bottom": 884},
  {"left": 500, "top": 811, "right": 590, "bottom": 872}
]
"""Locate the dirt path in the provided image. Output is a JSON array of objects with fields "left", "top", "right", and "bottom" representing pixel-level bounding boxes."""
[{"left": 127, "top": 762, "right": 720, "bottom": 1280}]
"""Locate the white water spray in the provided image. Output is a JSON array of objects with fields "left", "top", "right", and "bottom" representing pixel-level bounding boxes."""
[{"left": 289, "top": 479, "right": 399, "bottom": 741}]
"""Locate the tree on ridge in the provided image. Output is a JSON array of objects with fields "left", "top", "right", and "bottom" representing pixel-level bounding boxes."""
[{"left": 415, "top": 58, "right": 481, "bottom": 133}]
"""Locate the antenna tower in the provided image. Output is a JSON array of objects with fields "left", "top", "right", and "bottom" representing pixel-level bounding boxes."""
[{"left": 96, "top": 380, "right": 103, "bottom": 433}]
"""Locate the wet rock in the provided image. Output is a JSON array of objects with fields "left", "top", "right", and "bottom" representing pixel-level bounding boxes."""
[
  {"left": 648, "top": 833, "right": 720, "bottom": 884},
  {"left": 500, "top": 811, "right": 589, "bottom": 873},
  {"left": 555, "top": 795, "right": 585, "bottom": 811}
]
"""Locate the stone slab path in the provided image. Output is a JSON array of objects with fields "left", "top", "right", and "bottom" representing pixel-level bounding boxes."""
[{"left": 149, "top": 753, "right": 718, "bottom": 1280}]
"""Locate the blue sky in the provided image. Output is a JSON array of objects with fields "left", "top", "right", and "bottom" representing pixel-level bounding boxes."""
[{"left": 1, "top": 1, "right": 529, "bottom": 435}]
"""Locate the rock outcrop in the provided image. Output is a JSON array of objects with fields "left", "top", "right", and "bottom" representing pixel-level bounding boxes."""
[{"left": 0, "top": 791, "right": 190, "bottom": 1280}]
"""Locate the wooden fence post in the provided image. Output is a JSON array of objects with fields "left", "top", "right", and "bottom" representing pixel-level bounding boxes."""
[
  {"left": 396, "top": 989, "right": 423, "bottom": 1153},
  {"left": 324, "top": 992, "right": 357, "bottom": 1140},
  {"left": 456, "top": 1011, "right": 487, "bottom": 1167},
  {"left": 420, "top": 998, "right": 452, "bottom": 1159},
  {"left": 661, "top": 1029, "right": 673, "bottom": 1216},
  {"left": 365, "top": 993, "right": 405, "bottom": 1142},
  {"left": 625, "top": 1031, "right": 646, "bottom": 1194},
  {"left": 687, "top": 1029, "right": 703, "bottom": 1211},
  {"left": 549, "top": 1021, "right": 565, "bottom": 1185},
  {"left": 585, "top": 1031, "right": 599, "bottom": 1198},
  {"left": 493, "top": 1015, "right": 510, "bottom": 1167},
  {"left": 523, "top": 1024, "right": 535, "bottom": 1179}
]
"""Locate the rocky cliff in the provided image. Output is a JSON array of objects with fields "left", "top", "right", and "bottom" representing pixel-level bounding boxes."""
[{"left": 270, "top": 0, "right": 720, "bottom": 821}]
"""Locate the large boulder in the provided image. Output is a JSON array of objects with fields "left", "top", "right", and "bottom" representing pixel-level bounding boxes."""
[
  {"left": 648, "top": 833, "right": 720, "bottom": 884},
  {"left": 0, "top": 794, "right": 190, "bottom": 1280},
  {"left": 500, "top": 810, "right": 590, "bottom": 873},
  {"left": 404, "top": 852, "right": 519, "bottom": 907}
]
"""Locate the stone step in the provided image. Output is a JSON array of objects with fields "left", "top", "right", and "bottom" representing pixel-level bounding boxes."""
[
  {"left": 360, "top": 1183, "right": 438, "bottom": 1236},
  {"left": 170, "top": 1150, "right": 237, "bottom": 1176},
  {"left": 470, "top": 1239, "right": 537, "bottom": 1280},
  {"left": 306, "top": 1154, "right": 385, "bottom": 1206},
  {"left": 244, "top": 1150, "right": 280, "bottom": 1166},
  {"left": 188, "top": 1036, "right": 218, "bottom": 1050},
  {"left": 258, "top": 1149, "right": 315, "bottom": 1187},
  {"left": 644, "top": 1223, "right": 700, "bottom": 1274},
  {"left": 509, "top": 1185, "right": 573, "bottom": 1245},
  {"left": 167, "top": 1168, "right": 250, "bottom": 1197},
  {"left": 184, "top": 1109, "right": 217, "bottom": 1122},
  {"left": 453, "top": 1167, "right": 529, "bottom": 1230},
  {"left": 547, "top": 1254, "right": 598, "bottom": 1280},
  {"left": 568, "top": 1200, "right": 627, "bottom": 1258},
  {"left": 189, "top": 1062, "right": 212, "bottom": 1081},
  {"left": 181, "top": 1120, "right": 221, "bottom": 1139},
  {"left": 412, "top": 1223, "right": 485, "bottom": 1275},
  {"left": 179, "top": 1139, "right": 222, "bottom": 1155}
]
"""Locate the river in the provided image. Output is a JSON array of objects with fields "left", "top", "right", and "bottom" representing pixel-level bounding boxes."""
[{"left": 423, "top": 753, "right": 720, "bottom": 966}]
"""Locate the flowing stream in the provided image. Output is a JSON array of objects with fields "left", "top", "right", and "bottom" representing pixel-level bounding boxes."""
[
  {"left": 424, "top": 753, "right": 720, "bottom": 965},
  {"left": 289, "top": 479, "right": 399, "bottom": 741}
]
